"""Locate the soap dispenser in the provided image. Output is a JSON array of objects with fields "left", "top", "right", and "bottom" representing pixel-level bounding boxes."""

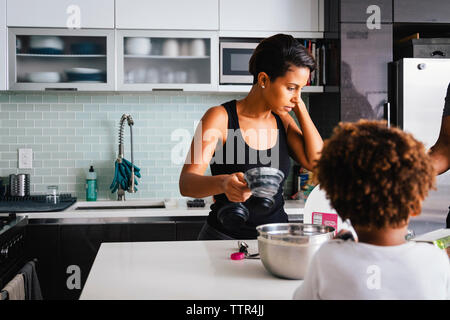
[{"left": 86, "top": 165, "right": 97, "bottom": 201}]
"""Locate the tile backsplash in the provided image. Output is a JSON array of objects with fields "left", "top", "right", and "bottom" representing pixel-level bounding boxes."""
[{"left": 0, "top": 92, "right": 304, "bottom": 200}]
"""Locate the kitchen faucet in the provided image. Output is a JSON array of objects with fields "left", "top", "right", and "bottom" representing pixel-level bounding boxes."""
[{"left": 116, "top": 114, "right": 135, "bottom": 201}]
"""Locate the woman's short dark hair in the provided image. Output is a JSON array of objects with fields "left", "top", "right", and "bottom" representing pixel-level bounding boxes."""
[{"left": 249, "top": 33, "right": 316, "bottom": 85}]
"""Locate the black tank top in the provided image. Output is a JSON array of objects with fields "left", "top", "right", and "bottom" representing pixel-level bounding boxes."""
[{"left": 207, "top": 99, "right": 291, "bottom": 239}]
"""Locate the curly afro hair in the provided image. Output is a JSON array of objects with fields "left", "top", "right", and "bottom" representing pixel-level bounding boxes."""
[{"left": 314, "top": 120, "right": 436, "bottom": 229}]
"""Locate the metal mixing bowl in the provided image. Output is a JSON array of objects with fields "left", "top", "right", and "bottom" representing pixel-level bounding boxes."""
[{"left": 256, "top": 223, "right": 335, "bottom": 279}]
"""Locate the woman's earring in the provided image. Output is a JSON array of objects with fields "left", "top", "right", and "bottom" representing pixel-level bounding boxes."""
[{"left": 261, "top": 85, "right": 265, "bottom": 89}]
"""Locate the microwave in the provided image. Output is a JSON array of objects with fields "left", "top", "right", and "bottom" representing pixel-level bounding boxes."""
[{"left": 220, "top": 41, "right": 259, "bottom": 84}]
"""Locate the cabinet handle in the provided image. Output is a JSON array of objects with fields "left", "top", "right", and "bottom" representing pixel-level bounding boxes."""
[
  {"left": 45, "top": 88, "right": 78, "bottom": 91},
  {"left": 152, "top": 88, "right": 183, "bottom": 92},
  {"left": 384, "top": 102, "right": 391, "bottom": 128}
]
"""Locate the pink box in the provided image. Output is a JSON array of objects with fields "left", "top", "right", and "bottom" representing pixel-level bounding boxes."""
[{"left": 312, "top": 212, "right": 338, "bottom": 231}]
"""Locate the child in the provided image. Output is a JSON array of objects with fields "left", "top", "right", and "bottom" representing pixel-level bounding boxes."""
[{"left": 293, "top": 120, "right": 450, "bottom": 300}]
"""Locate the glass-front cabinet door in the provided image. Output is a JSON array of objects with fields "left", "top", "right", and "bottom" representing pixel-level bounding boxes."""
[
  {"left": 8, "top": 28, "right": 115, "bottom": 91},
  {"left": 117, "top": 30, "right": 218, "bottom": 91}
]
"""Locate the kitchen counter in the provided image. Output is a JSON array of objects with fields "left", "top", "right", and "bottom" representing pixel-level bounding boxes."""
[
  {"left": 79, "top": 240, "right": 302, "bottom": 300},
  {"left": 17, "top": 199, "right": 304, "bottom": 220}
]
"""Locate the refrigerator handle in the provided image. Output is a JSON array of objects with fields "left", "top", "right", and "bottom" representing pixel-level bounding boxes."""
[{"left": 384, "top": 102, "right": 391, "bottom": 128}]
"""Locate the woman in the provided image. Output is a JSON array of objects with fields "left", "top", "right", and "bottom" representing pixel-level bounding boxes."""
[{"left": 179, "top": 34, "right": 323, "bottom": 240}]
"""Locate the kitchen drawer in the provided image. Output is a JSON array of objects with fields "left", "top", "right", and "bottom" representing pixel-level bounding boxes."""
[
  {"left": 116, "top": 0, "right": 219, "bottom": 30},
  {"left": 7, "top": 0, "right": 114, "bottom": 29}
]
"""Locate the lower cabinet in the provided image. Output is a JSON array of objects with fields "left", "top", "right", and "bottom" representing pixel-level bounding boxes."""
[{"left": 25, "top": 218, "right": 202, "bottom": 300}]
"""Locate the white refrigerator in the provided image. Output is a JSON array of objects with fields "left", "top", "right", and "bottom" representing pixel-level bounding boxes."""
[{"left": 389, "top": 58, "right": 450, "bottom": 187}]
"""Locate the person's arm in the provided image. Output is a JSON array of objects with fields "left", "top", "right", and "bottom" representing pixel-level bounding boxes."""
[
  {"left": 429, "top": 116, "right": 450, "bottom": 175},
  {"left": 179, "top": 106, "right": 252, "bottom": 202},
  {"left": 280, "top": 98, "right": 323, "bottom": 171}
]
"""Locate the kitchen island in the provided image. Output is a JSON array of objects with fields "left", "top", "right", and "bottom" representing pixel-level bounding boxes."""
[{"left": 79, "top": 240, "right": 303, "bottom": 300}]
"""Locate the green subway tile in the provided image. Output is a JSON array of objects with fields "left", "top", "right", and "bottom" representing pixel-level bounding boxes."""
[
  {"left": 43, "top": 176, "right": 59, "bottom": 184},
  {"left": 0, "top": 160, "right": 10, "bottom": 168},
  {"left": 37, "top": 104, "right": 50, "bottom": 111},
  {"left": 76, "top": 144, "right": 91, "bottom": 152},
  {"left": 187, "top": 95, "right": 203, "bottom": 103},
  {"left": 10, "top": 94, "right": 26, "bottom": 103},
  {"left": 59, "top": 144, "right": 75, "bottom": 152},
  {"left": 42, "top": 94, "right": 58, "bottom": 103},
  {"left": 35, "top": 136, "right": 51, "bottom": 144},
  {"left": 0, "top": 145, "right": 9, "bottom": 152},
  {"left": 107, "top": 95, "right": 123, "bottom": 103},
  {"left": 0, "top": 152, "right": 15, "bottom": 160},
  {"left": 10, "top": 112, "right": 26, "bottom": 120},
  {"left": 59, "top": 112, "right": 75, "bottom": 120},
  {"left": 2, "top": 104, "right": 18, "bottom": 112},
  {"left": 60, "top": 160, "right": 76, "bottom": 167},
  {"left": 70, "top": 120, "right": 84, "bottom": 128},
  {"left": 84, "top": 136, "right": 99, "bottom": 144},
  {"left": 123, "top": 95, "right": 139, "bottom": 103},
  {"left": 0, "top": 93, "right": 10, "bottom": 102},
  {"left": 155, "top": 95, "right": 171, "bottom": 103},
  {"left": 26, "top": 112, "right": 43, "bottom": 120},
  {"left": 59, "top": 95, "right": 75, "bottom": 103},
  {"left": 51, "top": 152, "right": 68, "bottom": 160},
  {"left": 75, "top": 95, "right": 91, "bottom": 103},
  {"left": 67, "top": 104, "right": 83, "bottom": 112},
  {"left": 76, "top": 112, "right": 91, "bottom": 120},
  {"left": 51, "top": 136, "right": 67, "bottom": 143},
  {"left": 42, "top": 112, "right": 58, "bottom": 120},
  {"left": 35, "top": 120, "right": 51, "bottom": 127},
  {"left": 17, "top": 136, "right": 34, "bottom": 144},
  {"left": 35, "top": 153, "right": 51, "bottom": 160},
  {"left": 91, "top": 95, "right": 107, "bottom": 103},
  {"left": 50, "top": 104, "right": 67, "bottom": 112},
  {"left": 67, "top": 136, "right": 83, "bottom": 143},
  {"left": 17, "top": 104, "right": 34, "bottom": 112},
  {"left": 42, "top": 144, "right": 58, "bottom": 152},
  {"left": 0, "top": 112, "right": 9, "bottom": 120},
  {"left": 52, "top": 168, "right": 68, "bottom": 175},
  {"left": 2, "top": 120, "right": 17, "bottom": 128},
  {"left": 43, "top": 128, "right": 58, "bottom": 135},
  {"left": 26, "top": 94, "right": 43, "bottom": 103},
  {"left": 91, "top": 113, "right": 108, "bottom": 120},
  {"left": 25, "top": 128, "right": 42, "bottom": 136},
  {"left": 171, "top": 95, "right": 187, "bottom": 103},
  {"left": 99, "top": 104, "right": 116, "bottom": 112},
  {"left": 84, "top": 104, "right": 99, "bottom": 112},
  {"left": 19, "top": 120, "right": 34, "bottom": 127},
  {"left": 139, "top": 95, "right": 155, "bottom": 104}
]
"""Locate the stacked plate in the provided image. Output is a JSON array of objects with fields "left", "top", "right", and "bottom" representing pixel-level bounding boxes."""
[
  {"left": 26, "top": 72, "right": 61, "bottom": 83},
  {"left": 29, "top": 36, "right": 64, "bottom": 54},
  {"left": 65, "top": 68, "right": 106, "bottom": 82}
]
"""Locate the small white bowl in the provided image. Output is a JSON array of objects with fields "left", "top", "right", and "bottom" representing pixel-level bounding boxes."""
[{"left": 26, "top": 72, "right": 61, "bottom": 83}]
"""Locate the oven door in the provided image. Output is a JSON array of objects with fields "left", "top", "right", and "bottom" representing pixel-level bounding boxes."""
[{"left": 220, "top": 42, "right": 258, "bottom": 84}]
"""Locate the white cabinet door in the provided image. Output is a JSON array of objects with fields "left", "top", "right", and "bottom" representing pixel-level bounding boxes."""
[
  {"left": 220, "top": 0, "right": 320, "bottom": 32},
  {"left": 7, "top": 0, "right": 114, "bottom": 28},
  {"left": 116, "top": 0, "right": 219, "bottom": 30},
  {"left": 0, "top": 0, "right": 6, "bottom": 90}
]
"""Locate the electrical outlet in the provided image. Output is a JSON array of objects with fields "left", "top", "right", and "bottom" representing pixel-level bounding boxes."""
[{"left": 18, "top": 148, "right": 33, "bottom": 169}]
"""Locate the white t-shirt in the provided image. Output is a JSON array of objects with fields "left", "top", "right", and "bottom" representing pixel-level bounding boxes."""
[{"left": 293, "top": 239, "right": 450, "bottom": 300}]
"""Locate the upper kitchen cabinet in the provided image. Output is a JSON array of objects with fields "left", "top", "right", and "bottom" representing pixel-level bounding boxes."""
[
  {"left": 9, "top": 28, "right": 115, "bottom": 91},
  {"left": 116, "top": 0, "right": 219, "bottom": 30},
  {"left": 219, "top": 0, "right": 323, "bottom": 33},
  {"left": 117, "top": 30, "right": 218, "bottom": 91},
  {"left": 7, "top": 0, "right": 114, "bottom": 29},
  {"left": 394, "top": 0, "right": 450, "bottom": 23},
  {"left": 340, "top": 0, "right": 392, "bottom": 23},
  {"left": 0, "top": 0, "right": 6, "bottom": 91},
  {"left": 340, "top": 23, "right": 393, "bottom": 122}
]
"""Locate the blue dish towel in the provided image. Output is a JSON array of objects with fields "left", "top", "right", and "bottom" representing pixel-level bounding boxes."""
[{"left": 110, "top": 158, "right": 141, "bottom": 193}]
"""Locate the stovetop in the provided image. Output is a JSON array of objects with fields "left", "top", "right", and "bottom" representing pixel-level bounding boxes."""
[{"left": 0, "top": 194, "right": 77, "bottom": 213}]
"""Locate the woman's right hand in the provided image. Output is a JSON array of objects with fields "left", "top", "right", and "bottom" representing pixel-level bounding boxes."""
[{"left": 222, "top": 172, "right": 252, "bottom": 202}]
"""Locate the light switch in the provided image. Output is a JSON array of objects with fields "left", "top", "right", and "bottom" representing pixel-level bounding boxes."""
[{"left": 18, "top": 148, "right": 32, "bottom": 169}]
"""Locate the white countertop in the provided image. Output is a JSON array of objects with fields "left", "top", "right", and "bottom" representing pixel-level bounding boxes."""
[
  {"left": 79, "top": 240, "right": 302, "bottom": 300},
  {"left": 18, "top": 199, "right": 304, "bottom": 219}
]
